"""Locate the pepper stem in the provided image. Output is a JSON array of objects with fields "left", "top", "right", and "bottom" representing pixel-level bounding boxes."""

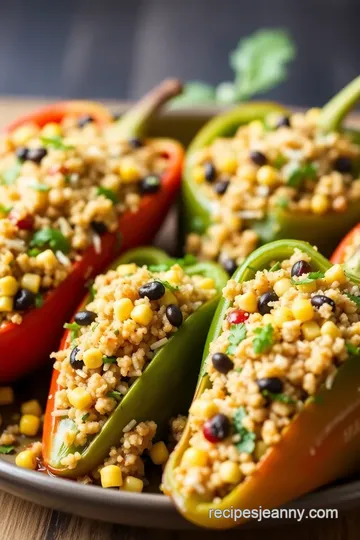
[
  {"left": 115, "top": 79, "right": 183, "bottom": 137},
  {"left": 318, "top": 76, "right": 360, "bottom": 133}
]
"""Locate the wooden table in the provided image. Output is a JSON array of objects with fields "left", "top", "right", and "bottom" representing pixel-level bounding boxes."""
[{"left": 1, "top": 99, "right": 360, "bottom": 540}]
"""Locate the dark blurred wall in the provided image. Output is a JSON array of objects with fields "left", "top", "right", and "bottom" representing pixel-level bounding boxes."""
[{"left": 0, "top": 0, "right": 358, "bottom": 106}]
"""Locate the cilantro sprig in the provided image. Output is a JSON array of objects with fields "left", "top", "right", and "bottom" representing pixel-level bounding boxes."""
[
  {"left": 262, "top": 390, "right": 295, "bottom": 404},
  {"left": 30, "top": 227, "right": 70, "bottom": 254},
  {"left": 0, "top": 445, "right": 15, "bottom": 454},
  {"left": 64, "top": 322, "right": 81, "bottom": 342},
  {"left": 103, "top": 356, "right": 117, "bottom": 364},
  {"left": 291, "top": 271, "right": 324, "bottom": 285},
  {"left": 345, "top": 292, "right": 360, "bottom": 309},
  {"left": 233, "top": 407, "right": 256, "bottom": 454},
  {"left": 227, "top": 323, "right": 247, "bottom": 355},
  {"left": 40, "top": 135, "right": 74, "bottom": 151},
  {"left": 107, "top": 391, "right": 122, "bottom": 401},
  {"left": 253, "top": 324, "right": 274, "bottom": 354},
  {"left": 96, "top": 186, "right": 119, "bottom": 204},
  {"left": 286, "top": 162, "right": 317, "bottom": 188},
  {"left": 346, "top": 342, "right": 360, "bottom": 356},
  {"left": 157, "top": 280, "right": 179, "bottom": 293}
]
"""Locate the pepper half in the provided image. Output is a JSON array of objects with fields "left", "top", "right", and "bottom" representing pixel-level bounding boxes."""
[
  {"left": 0, "top": 80, "right": 185, "bottom": 382},
  {"left": 42, "top": 247, "right": 228, "bottom": 478},
  {"left": 331, "top": 223, "right": 360, "bottom": 278},
  {"left": 182, "top": 77, "right": 360, "bottom": 257},
  {"left": 163, "top": 240, "right": 360, "bottom": 529}
]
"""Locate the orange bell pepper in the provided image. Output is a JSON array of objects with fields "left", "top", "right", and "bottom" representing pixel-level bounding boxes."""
[{"left": 331, "top": 223, "right": 360, "bottom": 271}]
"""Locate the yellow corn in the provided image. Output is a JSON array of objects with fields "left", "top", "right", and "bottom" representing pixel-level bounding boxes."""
[
  {"left": 12, "top": 123, "right": 38, "bottom": 145},
  {"left": 15, "top": 450, "right": 37, "bottom": 470},
  {"left": 160, "top": 289, "right": 178, "bottom": 306},
  {"left": 292, "top": 298, "right": 314, "bottom": 322},
  {"left": 321, "top": 321, "right": 341, "bottom": 338},
  {"left": 122, "top": 476, "right": 144, "bottom": 493},
  {"left": 218, "top": 461, "right": 242, "bottom": 484},
  {"left": 297, "top": 282, "right": 318, "bottom": 294},
  {"left": 19, "top": 414, "right": 40, "bottom": 436},
  {"left": 0, "top": 276, "right": 19, "bottom": 297},
  {"left": 236, "top": 291, "right": 258, "bottom": 313},
  {"left": 190, "top": 399, "right": 218, "bottom": 419},
  {"left": 68, "top": 387, "right": 93, "bottom": 410},
  {"left": 21, "top": 273, "right": 41, "bottom": 294},
  {"left": 324, "top": 264, "right": 347, "bottom": 286},
  {"left": 131, "top": 304, "right": 153, "bottom": 326},
  {"left": 149, "top": 441, "right": 169, "bottom": 465},
  {"left": 273, "top": 307, "right": 293, "bottom": 326},
  {"left": 218, "top": 154, "right": 238, "bottom": 175},
  {"left": 114, "top": 298, "right": 134, "bottom": 322},
  {"left": 192, "top": 165, "right": 206, "bottom": 184},
  {"left": 0, "top": 296, "right": 13, "bottom": 312},
  {"left": 257, "top": 165, "right": 279, "bottom": 187},
  {"left": 181, "top": 447, "right": 208, "bottom": 467},
  {"left": 301, "top": 321, "right": 321, "bottom": 341},
  {"left": 117, "top": 263, "right": 137, "bottom": 276},
  {"left": 311, "top": 194, "right": 330, "bottom": 215},
  {"left": 100, "top": 465, "right": 123, "bottom": 488},
  {"left": 118, "top": 158, "right": 140, "bottom": 183},
  {"left": 21, "top": 399, "right": 42, "bottom": 417},
  {"left": 238, "top": 164, "right": 257, "bottom": 182},
  {"left": 262, "top": 314, "right": 274, "bottom": 325},
  {"left": 83, "top": 348, "right": 103, "bottom": 369},
  {"left": 0, "top": 387, "right": 14, "bottom": 405},
  {"left": 36, "top": 249, "right": 58, "bottom": 269},
  {"left": 198, "top": 277, "right": 215, "bottom": 290},
  {"left": 41, "top": 122, "right": 62, "bottom": 138},
  {"left": 273, "top": 278, "right": 291, "bottom": 297}
]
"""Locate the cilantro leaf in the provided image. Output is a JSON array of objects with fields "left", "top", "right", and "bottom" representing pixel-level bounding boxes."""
[
  {"left": 345, "top": 293, "right": 360, "bottom": 309},
  {"left": 0, "top": 204, "right": 12, "bottom": 215},
  {"left": 81, "top": 413, "right": 89, "bottom": 422},
  {"left": 253, "top": 324, "right": 274, "bottom": 354},
  {"left": 30, "top": 227, "right": 70, "bottom": 254},
  {"left": 27, "top": 248, "right": 41, "bottom": 257},
  {"left": 1, "top": 160, "right": 22, "bottom": 185},
  {"left": 227, "top": 323, "right": 247, "bottom": 355},
  {"left": 170, "top": 82, "right": 216, "bottom": 108},
  {"left": 346, "top": 342, "right": 360, "bottom": 356},
  {"left": 30, "top": 183, "right": 50, "bottom": 192},
  {"left": 96, "top": 186, "right": 119, "bottom": 204},
  {"left": 291, "top": 271, "right": 324, "bottom": 285},
  {"left": 107, "top": 391, "right": 122, "bottom": 400},
  {"left": 262, "top": 390, "right": 295, "bottom": 404},
  {"left": 269, "top": 261, "right": 281, "bottom": 272},
  {"left": 0, "top": 445, "right": 15, "bottom": 454},
  {"left": 158, "top": 280, "right": 179, "bottom": 292},
  {"left": 233, "top": 407, "right": 256, "bottom": 454},
  {"left": 64, "top": 322, "right": 81, "bottom": 342},
  {"left": 40, "top": 135, "right": 73, "bottom": 151},
  {"left": 286, "top": 162, "right": 317, "bottom": 188},
  {"left": 103, "top": 356, "right": 117, "bottom": 364},
  {"left": 273, "top": 154, "right": 287, "bottom": 169}
]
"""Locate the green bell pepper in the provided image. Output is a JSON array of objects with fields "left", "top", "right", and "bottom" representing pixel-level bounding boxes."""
[
  {"left": 42, "top": 247, "right": 228, "bottom": 478},
  {"left": 164, "top": 240, "right": 360, "bottom": 529}
]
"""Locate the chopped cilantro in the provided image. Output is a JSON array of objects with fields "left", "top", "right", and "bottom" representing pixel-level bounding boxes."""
[
  {"left": 35, "top": 293, "right": 43, "bottom": 308},
  {"left": 286, "top": 162, "right": 317, "bottom": 188},
  {"left": 262, "top": 390, "right": 295, "bottom": 404},
  {"left": 1, "top": 160, "right": 21, "bottom": 185},
  {"left": 40, "top": 135, "right": 74, "bottom": 151},
  {"left": 276, "top": 196, "right": 289, "bottom": 209},
  {"left": 107, "top": 391, "right": 122, "bottom": 400},
  {"left": 30, "top": 227, "right": 70, "bottom": 254},
  {"left": 345, "top": 292, "right": 360, "bottom": 309},
  {"left": 30, "top": 183, "right": 50, "bottom": 192},
  {"left": 253, "top": 324, "right": 274, "bottom": 354},
  {"left": 0, "top": 445, "right": 15, "bottom": 454},
  {"left": 158, "top": 280, "right": 179, "bottom": 292},
  {"left": 233, "top": 407, "right": 256, "bottom": 454},
  {"left": 269, "top": 261, "right": 281, "bottom": 272},
  {"left": 346, "top": 342, "right": 360, "bottom": 356},
  {"left": 81, "top": 413, "right": 89, "bottom": 422},
  {"left": 291, "top": 271, "right": 324, "bottom": 285},
  {"left": 64, "top": 322, "right": 81, "bottom": 342},
  {"left": 227, "top": 323, "right": 247, "bottom": 355},
  {"left": 0, "top": 204, "right": 12, "bottom": 215},
  {"left": 103, "top": 356, "right": 117, "bottom": 364},
  {"left": 96, "top": 186, "right": 119, "bottom": 204},
  {"left": 27, "top": 248, "right": 41, "bottom": 257},
  {"left": 273, "top": 154, "right": 287, "bottom": 169}
]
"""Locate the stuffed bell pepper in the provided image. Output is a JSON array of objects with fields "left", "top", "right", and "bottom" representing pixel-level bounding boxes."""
[
  {"left": 42, "top": 247, "right": 228, "bottom": 489},
  {"left": 0, "top": 80, "right": 184, "bottom": 382},
  {"left": 331, "top": 223, "right": 360, "bottom": 277},
  {"left": 164, "top": 240, "right": 360, "bottom": 528},
  {"left": 183, "top": 76, "right": 360, "bottom": 274}
]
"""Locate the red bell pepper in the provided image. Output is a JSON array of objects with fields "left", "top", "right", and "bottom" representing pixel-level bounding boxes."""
[
  {"left": 0, "top": 80, "right": 184, "bottom": 382},
  {"left": 331, "top": 223, "right": 360, "bottom": 264}
]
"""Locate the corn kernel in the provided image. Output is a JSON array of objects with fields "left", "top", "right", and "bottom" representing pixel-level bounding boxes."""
[
  {"left": 297, "top": 282, "right": 318, "bottom": 294},
  {"left": 21, "top": 399, "right": 42, "bottom": 417},
  {"left": 131, "top": 304, "right": 153, "bottom": 326},
  {"left": 257, "top": 165, "right": 279, "bottom": 187},
  {"left": 117, "top": 263, "right": 137, "bottom": 276},
  {"left": 160, "top": 290, "right": 178, "bottom": 306},
  {"left": 273, "top": 278, "right": 291, "bottom": 297},
  {"left": 273, "top": 307, "right": 293, "bottom": 326},
  {"left": 28, "top": 190, "right": 48, "bottom": 212},
  {"left": 218, "top": 155, "right": 238, "bottom": 175},
  {"left": 192, "top": 165, "right": 206, "bottom": 184},
  {"left": 0, "top": 296, "right": 13, "bottom": 312},
  {"left": 122, "top": 476, "right": 144, "bottom": 493},
  {"left": 118, "top": 158, "right": 140, "bottom": 183},
  {"left": 114, "top": 298, "right": 134, "bottom": 322},
  {"left": 19, "top": 414, "right": 40, "bottom": 436},
  {"left": 190, "top": 399, "right": 218, "bottom": 419},
  {"left": 301, "top": 321, "right": 321, "bottom": 341},
  {"left": 181, "top": 447, "right": 208, "bottom": 467},
  {"left": 41, "top": 122, "right": 62, "bottom": 138},
  {"left": 218, "top": 461, "right": 243, "bottom": 484},
  {"left": 83, "top": 348, "right": 103, "bottom": 369},
  {"left": 0, "top": 386, "right": 14, "bottom": 405},
  {"left": 198, "top": 277, "right": 215, "bottom": 290},
  {"left": 254, "top": 440, "right": 268, "bottom": 461},
  {"left": 324, "top": 264, "right": 347, "bottom": 286},
  {"left": 12, "top": 123, "right": 38, "bottom": 145},
  {"left": 15, "top": 450, "right": 37, "bottom": 470},
  {"left": 36, "top": 249, "right": 58, "bottom": 269},
  {"left": 149, "top": 441, "right": 169, "bottom": 465},
  {"left": 21, "top": 273, "right": 41, "bottom": 294},
  {"left": 238, "top": 164, "right": 257, "bottom": 182},
  {"left": 68, "top": 387, "right": 93, "bottom": 410},
  {"left": 292, "top": 298, "right": 314, "bottom": 322},
  {"left": 262, "top": 314, "right": 274, "bottom": 325},
  {"left": 321, "top": 321, "right": 341, "bottom": 338},
  {"left": 100, "top": 465, "right": 123, "bottom": 488},
  {"left": 164, "top": 269, "right": 182, "bottom": 285},
  {"left": 236, "top": 291, "right": 258, "bottom": 313},
  {"left": 0, "top": 276, "right": 19, "bottom": 296},
  {"left": 311, "top": 194, "right": 330, "bottom": 215}
]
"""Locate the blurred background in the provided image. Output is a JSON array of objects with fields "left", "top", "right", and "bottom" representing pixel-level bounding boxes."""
[{"left": 0, "top": 0, "right": 358, "bottom": 106}]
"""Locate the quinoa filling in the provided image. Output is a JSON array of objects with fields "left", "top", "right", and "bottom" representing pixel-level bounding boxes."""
[
  {"left": 173, "top": 250, "right": 360, "bottom": 502},
  {"left": 0, "top": 116, "right": 168, "bottom": 325},
  {"left": 51, "top": 261, "right": 217, "bottom": 474},
  {"left": 186, "top": 109, "right": 360, "bottom": 270}
]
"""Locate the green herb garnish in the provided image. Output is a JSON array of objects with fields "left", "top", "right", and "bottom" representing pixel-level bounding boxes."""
[
  {"left": 107, "top": 391, "right": 122, "bottom": 400},
  {"left": 158, "top": 280, "right": 179, "bottom": 292},
  {"left": 103, "top": 356, "right": 117, "bottom": 364},
  {"left": 269, "top": 261, "right": 281, "bottom": 272},
  {"left": 27, "top": 248, "right": 41, "bottom": 257},
  {"left": 1, "top": 160, "right": 22, "bottom": 185},
  {"left": 262, "top": 390, "right": 295, "bottom": 404},
  {"left": 291, "top": 271, "right": 324, "bottom": 285},
  {"left": 276, "top": 196, "right": 289, "bottom": 209},
  {"left": 286, "top": 162, "right": 317, "bottom": 188},
  {"left": 345, "top": 293, "right": 360, "bottom": 309},
  {"left": 30, "top": 227, "right": 70, "bottom": 254},
  {"left": 149, "top": 254, "right": 197, "bottom": 272},
  {"left": 233, "top": 407, "right": 256, "bottom": 454},
  {"left": 40, "top": 135, "right": 73, "bottom": 151},
  {"left": 227, "top": 323, "right": 247, "bottom": 355},
  {"left": 0, "top": 445, "right": 15, "bottom": 454},
  {"left": 64, "top": 322, "right": 81, "bottom": 342},
  {"left": 81, "top": 413, "right": 89, "bottom": 422},
  {"left": 0, "top": 204, "right": 12, "bottom": 215},
  {"left": 253, "top": 324, "right": 274, "bottom": 354},
  {"left": 273, "top": 154, "right": 287, "bottom": 169},
  {"left": 346, "top": 342, "right": 360, "bottom": 356},
  {"left": 96, "top": 186, "right": 119, "bottom": 204},
  {"left": 35, "top": 293, "right": 43, "bottom": 308},
  {"left": 30, "top": 183, "right": 50, "bottom": 192}
]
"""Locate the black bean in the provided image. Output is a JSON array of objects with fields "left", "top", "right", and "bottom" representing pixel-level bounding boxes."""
[
  {"left": 250, "top": 150, "right": 267, "bottom": 166},
  {"left": 203, "top": 414, "right": 230, "bottom": 442},
  {"left": 276, "top": 116, "right": 291, "bottom": 128},
  {"left": 14, "top": 288, "right": 36, "bottom": 311},
  {"left": 257, "top": 377, "right": 283, "bottom": 394},
  {"left": 212, "top": 352, "right": 234, "bottom": 374},
  {"left": 74, "top": 310, "right": 97, "bottom": 326},
  {"left": 311, "top": 295, "right": 336, "bottom": 311},
  {"left": 26, "top": 147, "right": 47, "bottom": 164},
  {"left": 139, "top": 175, "right": 161, "bottom": 195},
  {"left": 222, "top": 258, "right": 237, "bottom": 275},
  {"left": 214, "top": 180, "right": 230, "bottom": 195},
  {"left": 15, "top": 147, "right": 29, "bottom": 161},
  {"left": 204, "top": 162, "right": 216, "bottom": 182},
  {"left": 139, "top": 281, "right": 165, "bottom": 301},
  {"left": 77, "top": 115, "right": 94, "bottom": 128},
  {"left": 128, "top": 137, "right": 143, "bottom": 149},
  {"left": 70, "top": 346, "right": 84, "bottom": 369},
  {"left": 291, "top": 260, "right": 312, "bottom": 277},
  {"left": 166, "top": 304, "right": 183, "bottom": 327},
  {"left": 90, "top": 221, "right": 108, "bottom": 235},
  {"left": 258, "top": 290, "right": 279, "bottom": 315},
  {"left": 333, "top": 156, "right": 353, "bottom": 174}
]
